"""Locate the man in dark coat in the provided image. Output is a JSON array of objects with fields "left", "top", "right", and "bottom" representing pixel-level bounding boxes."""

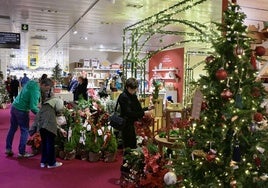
[{"left": 10, "top": 76, "right": 20, "bottom": 103}]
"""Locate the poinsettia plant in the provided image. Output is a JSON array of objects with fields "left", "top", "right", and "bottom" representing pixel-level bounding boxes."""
[{"left": 121, "top": 142, "right": 168, "bottom": 188}]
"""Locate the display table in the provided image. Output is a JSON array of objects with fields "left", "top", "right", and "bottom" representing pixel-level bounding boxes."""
[
  {"left": 54, "top": 91, "right": 73, "bottom": 101},
  {"left": 154, "top": 134, "right": 176, "bottom": 157},
  {"left": 165, "top": 108, "right": 185, "bottom": 141}
]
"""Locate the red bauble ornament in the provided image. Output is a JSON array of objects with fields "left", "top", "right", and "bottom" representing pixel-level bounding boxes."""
[
  {"left": 205, "top": 55, "right": 215, "bottom": 63},
  {"left": 251, "top": 87, "right": 260, "bottom": 97},
  {"left": 254, "top": 155, "right": 261, "bottom": 167},
  {"left": 201, "top": 101, "right": 208, "bottom": 110},
  {"left": 221, "top": 89, "right": 233, "bottom": 99},
  {"left": 233, "top": 46, "right": 244, "bottom": 56},
  {"left": 255, "top": 46, "right": 266, "bottom": 56},
  {"left": 254, "top": 112, "right": 263, "bottom": 122},
  {"left": 216, "top": 69, "right": 228, "bottom": 80},
  {"left": 206, "top": 153, "right": 216, "bottom": 162}
]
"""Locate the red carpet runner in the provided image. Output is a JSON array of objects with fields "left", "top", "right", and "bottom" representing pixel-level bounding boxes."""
[{"left": 0, "top": 104, "right": 121, "bottom": 188}]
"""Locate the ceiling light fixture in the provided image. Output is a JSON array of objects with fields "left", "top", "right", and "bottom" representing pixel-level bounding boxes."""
[
  {"left": 73, "top": 30, "right": 78, "bottom": 35},
  {"left": 45, "top": 0, "right": 101, "bottom": 55}
]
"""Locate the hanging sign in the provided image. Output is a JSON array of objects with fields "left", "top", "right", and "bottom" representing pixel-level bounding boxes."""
[
  {"left": 28, "top": 54, "right": 39, "bottom": 69},
  {"left": 21, "top": 24, "right": 29, "bottom": 31},
  {"left": 0, "top": 32, "right": 20, "bottom": 49}
]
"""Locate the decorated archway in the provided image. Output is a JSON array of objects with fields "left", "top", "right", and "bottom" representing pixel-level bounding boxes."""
[{"left": 122, "top": 0, "right": 218, "bottom": 104}]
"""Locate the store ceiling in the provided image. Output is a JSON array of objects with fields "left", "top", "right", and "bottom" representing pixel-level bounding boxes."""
[{"left": 0, "top": 0, "right": 267, "bottom": 59}]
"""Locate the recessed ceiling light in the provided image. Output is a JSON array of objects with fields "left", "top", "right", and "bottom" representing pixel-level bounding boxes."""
[
  {"left": 41, "top": 9, "right": 58, "bottom": 13},
  {"left": 36, "top": 28, "right": 48, "bottom": 32},
  {"left": 126, "top": 3, "right": 143, "bottom": 9},
  {"left": 100, "top": 21, "right": 113, "bottom": 25}
]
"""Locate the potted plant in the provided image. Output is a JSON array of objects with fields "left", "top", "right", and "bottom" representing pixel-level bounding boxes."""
[
  {"left": 86, "top": 131, "right": 103, "bottom": 162},
  {"left": 59, "top": 138, "right": 76, "bottom": 160},
  {"left": 102, "top": 131, "right": 118, "bottom": 162},
  {"left": 0, "top": 77, "right": 10, "bottom": 108}
]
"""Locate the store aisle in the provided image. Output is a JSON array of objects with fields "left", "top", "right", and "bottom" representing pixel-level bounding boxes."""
[{"left": 0, "top": 104, "right": 121, "bottom": 188}]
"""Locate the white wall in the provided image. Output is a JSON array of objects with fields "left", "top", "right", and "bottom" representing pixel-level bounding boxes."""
[{"left": 69, "top": 49, "right": 123, "bottom": 66}]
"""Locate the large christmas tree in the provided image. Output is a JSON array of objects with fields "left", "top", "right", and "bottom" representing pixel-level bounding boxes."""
[{"left": 171, "top": 1, "right": 268, "bottom": 187}]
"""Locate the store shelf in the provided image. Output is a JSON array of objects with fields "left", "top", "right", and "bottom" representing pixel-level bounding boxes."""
[
  {"left": 155, "top": 77, "right": 178, "bottom": 80},
  {"left": 88, "top": 77, "right": 106, "bottom": 80},
  {"left": 74, "top": 67, "right": 118, "bottom": 71},
  {"left": 152, "top": 68, "right": 178, "bottom": 72},
  {"left": 74, "top": 66, "right": 119, "bottom": 90}
]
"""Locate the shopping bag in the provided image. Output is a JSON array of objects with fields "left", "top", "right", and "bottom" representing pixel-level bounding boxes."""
[{"left": 109, "top": 112, "right": 126, "bottom": 131}]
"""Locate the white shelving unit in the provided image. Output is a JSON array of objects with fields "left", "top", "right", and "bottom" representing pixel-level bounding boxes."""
[
  {"left": 152, "top": 68, "right": 179, "bottom": 81},
  {"left": 152, "top": 68, "right": 179, "bottom": 102},
  {"left": 74, "top": 67, "right": 118, "bottom": 89}
]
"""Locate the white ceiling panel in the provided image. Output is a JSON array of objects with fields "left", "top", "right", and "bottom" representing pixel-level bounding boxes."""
[{"left": 0, "top": 0, "right": 267, "bottom": 61}]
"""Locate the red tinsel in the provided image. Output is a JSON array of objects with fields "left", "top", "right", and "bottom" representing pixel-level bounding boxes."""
[{"left": 254, "top": 112, "right": 263, "bottom": 122}]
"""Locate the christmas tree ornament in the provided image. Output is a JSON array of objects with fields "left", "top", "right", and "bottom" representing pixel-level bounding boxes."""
[
  {"left": 205, "top": 55, "right": 215, "bottom": 64},
  {"left": 187, "top": 138, "right": 196, "bottom": 147},
  {"left": 250, "top": 51, "right": 257, "bottom": 70},
  {"left": 250, "top": 122, "right": 257, "bottom": 132},
  {"left": 230, "top": 178, "right": 237, "bottom": 188},
  {"left": 253, "top": 154, "right": 261, "bottom": 168},
  {"left": 256, "top": 146, "right": 265, "bottom": 154},
  {"left": 230, "top": 160, "right": 239, "bottom": 170},
  {"left": 232, "top": 140, "right": 241, "bottom": 162},
  {"left": 235, "top": 93, "right": 243, "bottom": 108},
  {"left": 221, "top": 89, "right": 233, "bottom": 99},
  {"left": 201, "top": 101, "right": 208, "bottom": 110},
  {"left": 253, "top": 112, "right": 263, "bottom": 122},
  {"left": 233, "top": 45, "right": 244, "bottom": 56},
  {"left": 260, "top": 174, "right": 268, "bottom": 181},
  {"left": 216, "top": 68, "right": 228, "bottom": 80},
  {"left": 206, "top": 148, "right": 217, "bottom": 162},
  {"left": 164, "top": 171, "right": 177, "bottom": 185},
  {"left": 231, "top": 115, "right": 238, "bottom": 122},
  {"left": 251, "top": 87, "right": 260, "bottom": 97},
  {"left": 255, "top": 46, "right": 266, "bottom": 56}
]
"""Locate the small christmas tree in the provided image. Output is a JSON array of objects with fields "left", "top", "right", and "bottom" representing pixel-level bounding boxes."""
[
  {"left": 52, "top": 62, "right": 63, "bottom": 83},
  {"left": 0, "top": 71, "right": 9, "bottom": 106},
  {"left": 171, "top": 1, "right": 268, "bottom": 187}
]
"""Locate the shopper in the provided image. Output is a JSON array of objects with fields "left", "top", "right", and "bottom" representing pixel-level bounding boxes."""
[
  {"left": 5, "top": 77, "right": 12, "bottom": 102},
  {"left": 31, "top": 96, "right": 67, "bottom": 168},
  {"left": 10, "top": 76, "right": 20, "bottom": 103},
  {"left": 20, "top": 73, "right": 30, "bottom": 87},
  {"left": 118, "top": 77, "right": 154, "bottom": 149},
  {"left": 116, "top": 77, "right": 154, "bottom": 184},
  {"left": 5, "top": 78, "right": 54, "bottom": 158},
  {"left": 67, "top": 73, "right": 78, "bottom": 93},
  {"left": 73, "top": 76, "right": 88, "bottom": 101}
]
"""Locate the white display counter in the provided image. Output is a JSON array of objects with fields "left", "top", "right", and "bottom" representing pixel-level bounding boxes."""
[{"left": 54, "top": 91, "right": 73, "bottom": 102}]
